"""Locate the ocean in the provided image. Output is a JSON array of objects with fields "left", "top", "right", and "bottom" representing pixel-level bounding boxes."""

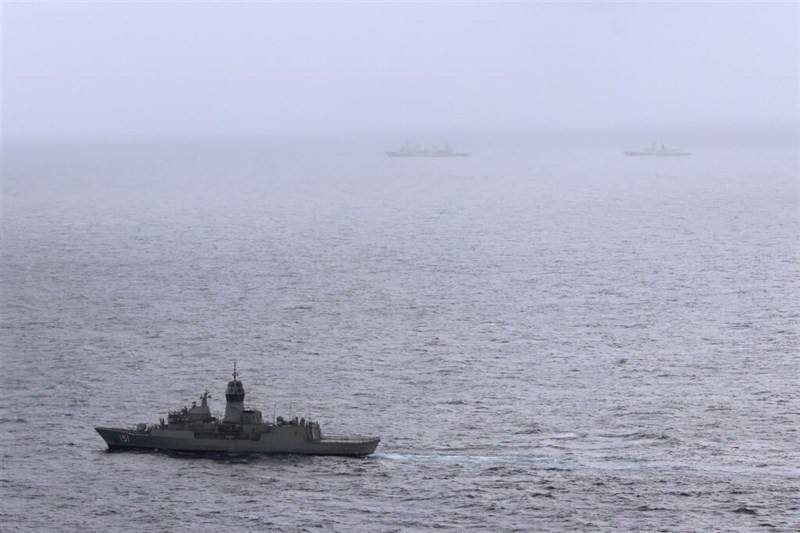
[{"left": 1, "top": 134, "right": 798, "bottom": 531}]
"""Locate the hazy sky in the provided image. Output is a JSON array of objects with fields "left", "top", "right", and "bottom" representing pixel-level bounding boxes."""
[{"left": 2, "top": 2, "right": 798, "bottom": 140}]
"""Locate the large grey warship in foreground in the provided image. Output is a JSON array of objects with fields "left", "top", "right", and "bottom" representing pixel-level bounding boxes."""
[{"left": 95, "top": 366, "right": 380, "bottom": 456}]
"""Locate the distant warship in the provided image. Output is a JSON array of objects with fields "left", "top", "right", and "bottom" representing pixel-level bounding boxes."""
[
  {"left": 386, "top": 143, "right": 470, "bottom": 157},
  {"left": 95, "top": 365, "right": 380, "bottom": 456},
  {"left": 625, "top": 142, "right": 691, "bottom": 156}
]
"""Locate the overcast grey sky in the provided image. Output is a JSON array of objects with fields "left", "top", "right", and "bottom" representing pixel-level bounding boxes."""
[{"left": 2, "top": 2, "right": 798, "bottom": 140}]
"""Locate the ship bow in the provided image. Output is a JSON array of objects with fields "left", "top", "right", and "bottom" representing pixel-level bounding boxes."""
[{"left": 95, "top": 427, "right": 131, "bottom": 450}]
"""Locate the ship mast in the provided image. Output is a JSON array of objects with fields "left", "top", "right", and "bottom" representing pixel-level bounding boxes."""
[{"left": 224, "top": 362, "right": 245, "bottom": 423}]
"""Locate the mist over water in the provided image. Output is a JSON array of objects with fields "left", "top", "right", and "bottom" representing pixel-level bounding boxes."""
[
  {"left": 2, "top": 2, "right": 799, "bottom": 531},
  {"left": 2, "top": 132, "right": 798, "bottom": 531}
]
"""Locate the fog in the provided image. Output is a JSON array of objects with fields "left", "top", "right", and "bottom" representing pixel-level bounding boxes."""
[
  {"left": 2, "top": 6, "right": 800, "bottom": 530},
  {"left": 3, "top": 2, "right": 798, "bottom": 142}
]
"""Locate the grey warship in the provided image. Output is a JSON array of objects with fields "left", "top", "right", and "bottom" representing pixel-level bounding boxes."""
[
  {"left": 95, "top": 365, "right": 380, "bottom": 456},
  {"left": 386, "top": 143, "right": 470, "bottom": 157},
  {"left": 624, "top": 142, "right": 691, "bottom": 156}
]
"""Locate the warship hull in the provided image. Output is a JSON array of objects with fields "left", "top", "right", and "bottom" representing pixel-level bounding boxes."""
[
  {"left": 386, "top": 151, "right": 470, "bottom": 157},
  {"left": 96, "top": 427, "right": 380, "bottom": 456},
  {"left": 624, "top": 151, "right": 690, "bottom": 157}
]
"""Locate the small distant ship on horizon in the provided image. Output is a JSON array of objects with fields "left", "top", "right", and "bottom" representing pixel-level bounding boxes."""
[
  {"left": 625, "top": 142, "right": 691, "bottom": 157},
  {"left": 386, "top": 143, "right": 470, "bottom": 158}
]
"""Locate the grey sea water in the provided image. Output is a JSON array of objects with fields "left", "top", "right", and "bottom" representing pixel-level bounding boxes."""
[{"left": 1, "top": 136, "right": 798, "bottom": 531}]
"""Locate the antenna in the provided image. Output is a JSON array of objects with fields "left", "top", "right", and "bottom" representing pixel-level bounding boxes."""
[{"left": 233, "top": 361, "right": 238, "bottom": 381}]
